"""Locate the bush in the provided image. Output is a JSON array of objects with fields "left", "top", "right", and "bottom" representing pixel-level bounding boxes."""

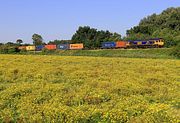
[
  {"left": 20, "top": 48, "right": 27, "bottom": 53},
  {"left": 41, "top": 48, "right": 47, "bottom": 53},
  {"left": 8, "top": 47, "right": 20, "bottom": 54},
  {"left": 170, "top": 43, "right": 180, "bottom": 58},
  {"left": 0, "top": 45, "right": 20, "bottom": 54}
]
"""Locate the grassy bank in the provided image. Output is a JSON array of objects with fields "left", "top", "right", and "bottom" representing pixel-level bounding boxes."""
[{"left": 20, "top": 48, "right": 177, "bottom": 59}]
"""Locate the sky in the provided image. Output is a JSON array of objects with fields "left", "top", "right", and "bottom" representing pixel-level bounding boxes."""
[{"left": 0, "top": 0, "right": 179, "bottom": 43}]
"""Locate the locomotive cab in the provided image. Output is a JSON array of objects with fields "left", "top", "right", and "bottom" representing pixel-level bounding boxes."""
[{"left": 151, "top": 38, "right": 164, "bottom": 48}]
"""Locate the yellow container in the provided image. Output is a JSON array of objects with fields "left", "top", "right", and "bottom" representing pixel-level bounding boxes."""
[{"left": 26, "top": 46, "right": 36, "bottom": 51}]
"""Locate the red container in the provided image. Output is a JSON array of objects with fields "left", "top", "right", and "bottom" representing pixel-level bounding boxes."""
[
  {"left": 45, "top": 45, "right": 56, "bottom": 50},
  {"left": 116, "top": 41, "right": 127, "bottom": 48}
]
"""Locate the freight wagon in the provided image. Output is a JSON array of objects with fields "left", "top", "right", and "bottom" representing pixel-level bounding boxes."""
[
  {"left": 36, "top": 45, "right": 44, "bottom": 51},
  {"left": 26, "top": 46, "right": 35, "bottom": 51},
  {"left": 18, "top": 46, "right": 26, "bottom": 50},
  {"left": 45, "top": 45, "right": 56, "bottom": 50},
  {"left": 57, "top": 44, "right": 70, "bottom": 50},
  {"left": 116, "top": 41, "right": 128, "bottom": 48},
  {"left": 101, "top": 42, "right": 116, "bottom": 49},
  {"left": 69, "top": 44, "right": 84, "bottom": 50}
]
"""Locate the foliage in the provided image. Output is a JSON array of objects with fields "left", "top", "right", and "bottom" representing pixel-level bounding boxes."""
[
  {"left": 20, "top": 48, "right": 175, "bottom": 59},
  {"left": 72, "top": 26, "right": 121, "bottom": 48},
  {"left": 0, "top": 55, "right": 179, "bottom": 122},
  {"left": 48, "top": 40, "right": 72, "bottom": 45},
  {"left": 170, "top": 43, "right": 180, "bottom": 58},
  {"left": 32, "top": 34, "right": 44, "bottom": 45},
  {"left": 0, "top": 44, "right": 20, "bottom": 54},
  {"left": 127, "top": 7, "right": 180, "bottom": 47},
  {"left": 54, "top": 48, "right": 175, "bottom": 59},
  {"left": 16, "top": 39, "right": 23, "bottom": 44}
]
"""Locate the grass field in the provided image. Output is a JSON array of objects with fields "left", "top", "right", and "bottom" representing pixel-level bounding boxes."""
[
  {"left": 0, "top": 54, "right": 179, "bottom": 122},
  {"left": 21, "top": 48, "right": 177, "bottom": 59}
]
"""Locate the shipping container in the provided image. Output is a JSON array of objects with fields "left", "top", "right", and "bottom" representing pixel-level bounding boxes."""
[
  {"left": 57, "top": 44, "right": 70, "bottom": 50},
  {"left": 101, "top": 42, "right": 116, "bottom": 49},
  {"left": 69, "top": 44, "right": 84, "bottom": 50},
  {"left": 26, "top": 46, "right": 36, "bottom": 51},
  {"left": 116, "top": 41, "right": 127, "bottom": 48},
  {"left": 18, "top": 46, "right": 26, "bottom": 50},
  {"left": 36, "top": 45, "right": 44, "bottom": 51},
  {"left": 45, "top": 45, "right": 56, "bottom": 50}
]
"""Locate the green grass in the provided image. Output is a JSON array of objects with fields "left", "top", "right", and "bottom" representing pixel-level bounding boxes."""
[{"left": 21, "top": 48, "right": 176, "bottom": 59}]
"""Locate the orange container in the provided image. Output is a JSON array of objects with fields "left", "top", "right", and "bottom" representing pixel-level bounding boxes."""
[
  {"left": 116, "top": 41, "right": 127, "bottom": 48},
  {"left": 45, "top": 45, "right": 56, "bottom": 50},
  {"left": 18, "top": 46, "right": 26, "bottom": 50},
  {"left": 70, "top": 44, "right": 84, "bottom": 50}
]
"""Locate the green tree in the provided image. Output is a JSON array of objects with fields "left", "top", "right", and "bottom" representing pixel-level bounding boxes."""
[
  {"left": 126, "top": 7, "right": 180, "bottom": 47},
  {"left": 72, "top": 26, "right": 121, "bottom": 48},
  {"left": 109, "top": 33, "right": 122, "bottom": 41},
  {"left": 6, "top": 42, "right": 16, "bottom": 46},
  {"left": 32, "top": 34, "right": 43, "bottom": 45},
  {"left": 170, "top": 43, "right": 180, "bottom": 58},
  {"left": 16, "top": 39, "right": 23, "bottom": 45},
  {"left": 48, "top": 40, "right": 72, "bottom": 45}
]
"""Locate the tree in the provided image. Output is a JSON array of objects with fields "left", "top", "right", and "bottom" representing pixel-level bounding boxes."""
[
  {"left": 170, "top": 43, "right": 180, "bottom": 58},
  {"left": 32, "top": 34, "right": 43, "bottom": 45},
  {"left": 48, "top": 40, "right": 72, "bottom": 45},
  {"left": 72, "top": 26, "right": 121, "bottom": 48},
  {"left": 6, "top": 42, "right": 16, "bottom": 46},
  {"left": 16, "top": 39, "right": 23, "bottom": 44},
  {"left": 109, "top": 33, "right": 121, "bottom": 41},
  {"left": 126, "top": 7, "right": 180, "bottom": 47}
]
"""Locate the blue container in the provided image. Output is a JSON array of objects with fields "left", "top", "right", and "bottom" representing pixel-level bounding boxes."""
[
  {"left": 57, "top": 44, "right": 70, "bottom": 50},
  {"left": 102, "top": 42, "right": 116, "bottom": 48},
  {"left": 142, "top": 41, "right": 147, "bottom": 45},
  {"left": 36, "top": 45, "right": 44, "bottom": 51}
]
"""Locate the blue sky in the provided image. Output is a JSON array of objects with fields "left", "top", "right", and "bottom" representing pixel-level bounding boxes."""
[{"left": 0, "top": 0, "right": 179, "bottom": 43}]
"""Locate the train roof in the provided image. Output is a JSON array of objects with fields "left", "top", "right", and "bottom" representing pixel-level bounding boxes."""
[
  {"left": 128, "top": 38, "right": 163, "bottom": 42},
  {"left": 128, "top": 40, "right": 148, "bottom": 42},
  {"left": 149, "top": 38, "right": 163, "bottom": 40}
]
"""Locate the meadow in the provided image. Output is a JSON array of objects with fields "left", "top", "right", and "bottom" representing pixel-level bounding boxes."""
[
  {"left": 0, "top": 54, "right": 179, "bottom": 122},
  {"left": 24, "top": 48, "right": 176, "bottom": 59}
]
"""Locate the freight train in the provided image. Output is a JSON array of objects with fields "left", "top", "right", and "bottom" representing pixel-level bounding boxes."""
[
  {"left": 18, "top": 38, "right": 164, "bottom": 51},
  {"left": 101, "top": 38, "right": 164, "bottom": 49}
]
